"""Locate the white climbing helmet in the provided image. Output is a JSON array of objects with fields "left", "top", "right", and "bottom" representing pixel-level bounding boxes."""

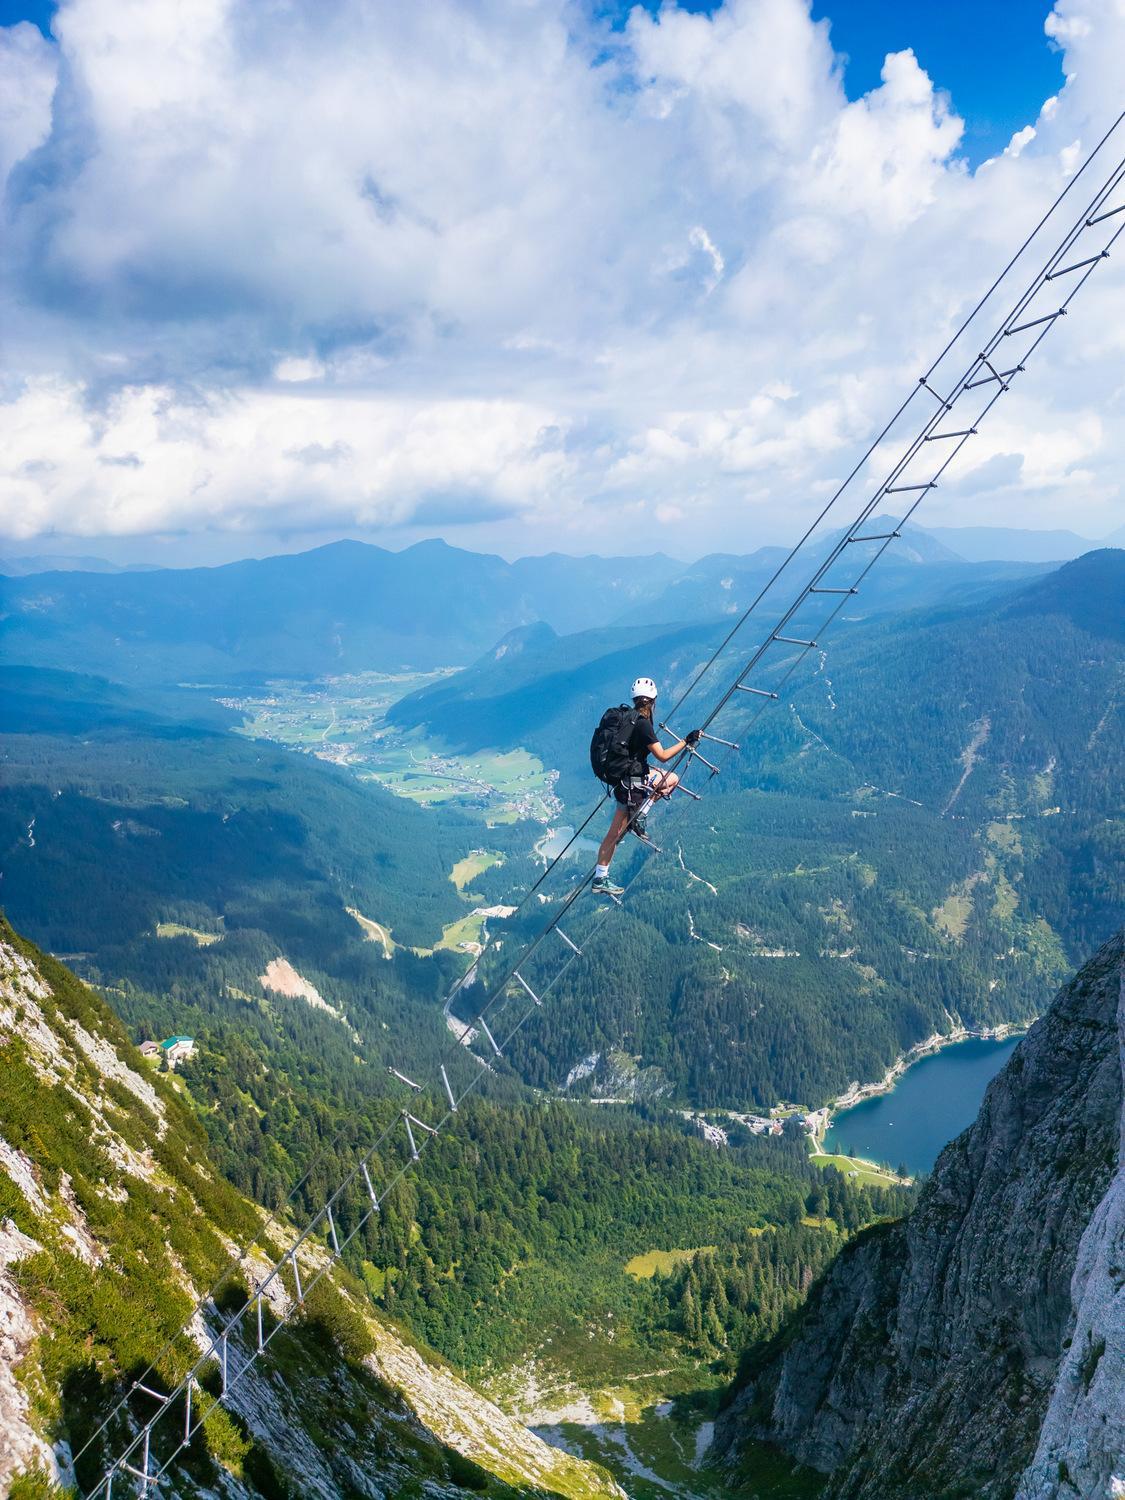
[{"left": 631, "top": 676, "right": 658, "bottom": 701}]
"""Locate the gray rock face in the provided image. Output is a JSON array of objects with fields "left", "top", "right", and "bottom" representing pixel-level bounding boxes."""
[{"left": 715, "top": 930, "right": 1125, "bottom": 1499}]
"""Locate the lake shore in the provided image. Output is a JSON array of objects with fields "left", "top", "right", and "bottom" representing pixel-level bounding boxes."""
[{"left": 827, "top": 1018, "right": 1035, "bottom": 1119}]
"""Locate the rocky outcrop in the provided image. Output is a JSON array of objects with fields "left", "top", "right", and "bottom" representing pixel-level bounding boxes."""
[{"left": 715, "top": 929, "right": 1125, "bottom": 1499}]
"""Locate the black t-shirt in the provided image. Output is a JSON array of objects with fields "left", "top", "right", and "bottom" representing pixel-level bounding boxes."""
[{"left": 628, "top": 713, "right": 658, "bottom": 772}]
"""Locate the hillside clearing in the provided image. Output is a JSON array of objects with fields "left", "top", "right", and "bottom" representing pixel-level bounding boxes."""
[
  {"left": 346, "top": 906, "right": 395, "bottom": 958},
  {"left": 154, "top": 922, "right": 222, "bottom": 946},
  {"left": 625, "top": 1247, "right": 716, "bottom": 1280},
  {"left": 451, "top": 849, "right": 504, "bottom": 890}
]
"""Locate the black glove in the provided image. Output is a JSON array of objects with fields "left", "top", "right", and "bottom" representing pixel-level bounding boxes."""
[{"left": 685, "top": 728, "right": 702, "bottom": 746}]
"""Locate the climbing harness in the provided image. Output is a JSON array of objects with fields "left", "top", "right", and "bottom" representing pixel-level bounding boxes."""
[{"left": 81, "top": 110, "right": 1125, "bottom": 1497}]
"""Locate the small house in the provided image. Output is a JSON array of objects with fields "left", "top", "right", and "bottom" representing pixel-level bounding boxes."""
[
  {"left": 139, "top": 1039, "right": 160, "bottom": 1059},
  {"left": 160, "top": 1036, "right": 196, "bottom": 1067}
]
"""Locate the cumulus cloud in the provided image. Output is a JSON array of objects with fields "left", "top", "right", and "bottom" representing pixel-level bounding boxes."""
[{"left": 1, "top": 0, "right": 1124, "bottom": 552}]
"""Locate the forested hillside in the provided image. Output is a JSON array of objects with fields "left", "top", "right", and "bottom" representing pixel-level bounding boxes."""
[
  {"left": 0, "top": 916, "right": 624, "bottom": 1499},
  {"left": 425, "top": 552, "right": 1124, "bottom": 1106}
]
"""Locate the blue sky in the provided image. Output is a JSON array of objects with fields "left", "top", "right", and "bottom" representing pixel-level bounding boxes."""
[
  {"left": 602, "top": 0, "right": 1064, "bottom": 163},
  {"left": 0, "top": 0, "right": 1121, "bottom": 564}
]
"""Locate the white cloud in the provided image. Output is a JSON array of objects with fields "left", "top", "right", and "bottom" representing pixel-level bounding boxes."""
[
  {"left": 0, "top": 378, "right": 569, "bottom": 539},
  {"left": 0, "top": 21, "right": 55, "bottom": 188},
  {"left": 1004, "top": 125, "right": 1037, "bottom": 159},
  {"left": 0, "top": 0, "right": 1123, "bottom": 552}
]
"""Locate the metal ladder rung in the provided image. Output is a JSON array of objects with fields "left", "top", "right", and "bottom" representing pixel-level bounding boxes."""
[
  {"left": 965, "top": 364, "right": 1022, "bottom": 389},
  {"left": 134, "top": 1383, "right": 167, "bottom": 1402},
  {"left": 700, "top": 730, "right": 739, "bottom": 749},
  {"left": 406, "top": 1111, "right": 439, "bottom": 1135},
  {"left": 884, "top": 482, "right": 935, "bottom": 493},
  {"left": 361, "top": 1160, "right": 381, "bottom": 1210},
  {"left": 556, "top": 927, "right": 583, "bottom": 956},
  {"left": 773, "top": 635, "right": 817, "bottom": 648},
  {"left": 1046, "top": 251, "right": 1108, "bottom": 279},
  {"left": 917, "top": 376, "right": 953, "bottom": 409},
  {"left": 479, "top": 1016, "right": 503, "bottom": 1056},
  {"left": 809, "top": 586, "right": 857, "bottom": 594},
  {"left": 924, "top": 428, "right": 976, "bottom": 440},
  {"left": 847, "top": 530, "right": 900, "bottom": 543},
  {"left": 1003, "top": 309, "right": 1064, "bottom": 336},
  {"left": 688, "top": 746, "right": 721, "bottom": 775},
  {"left": 1086, "top": 202, "right": 1124, "bottom": 225},
  {"left": 513, "top": 970, "right": 542, "bottom": 1006},
  {"left": 734, "top": 684, "right": 778, "bottom": 698},
  {"left": 325, "top": 1202, "right": 341, "bottom": 1255},
  {"left": 388, "top": 1066, "right": 422, "bottom": 1091},
  {"left": 440, "top": 1063, "right": 458, "bottom": 1112},
  {"left": 402, "top": 1112, "right": 420, "bottom": 1161},
  {"left": 659, "top": 720, "right": 719, "bottom": 775}
]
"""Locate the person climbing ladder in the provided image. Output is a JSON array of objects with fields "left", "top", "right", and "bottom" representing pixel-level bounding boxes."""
[{"left": 589, "top": 676, "right": 700, "bottom": 896}]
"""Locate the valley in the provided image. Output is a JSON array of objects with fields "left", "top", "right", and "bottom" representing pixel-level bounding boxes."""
[
  {"left": 225, "top": 671, "right": 562, "bottom": 824},
  {"left": 0, "top": 541, "right": 1121, "bottom": 1497}
]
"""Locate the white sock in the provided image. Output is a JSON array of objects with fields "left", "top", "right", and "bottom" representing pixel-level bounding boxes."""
[{"left": 595, "top": 863, "right": 609, "bottom": 878}]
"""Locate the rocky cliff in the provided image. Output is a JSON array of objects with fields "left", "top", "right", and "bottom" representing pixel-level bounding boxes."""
[
  {"left": 714, "top": 929, "right": 1124, "bottom": 1499},
  {"left": 0, "top": 918, "right": 622, "bottom": 1499}
]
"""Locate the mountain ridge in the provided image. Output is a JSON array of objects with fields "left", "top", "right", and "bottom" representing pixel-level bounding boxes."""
[
  {"left": 0, "top": 915, "right": 624, "bottom": 1499},
  {"left": 714, "top": 927, "right": 1125, "bottom": 1498}
]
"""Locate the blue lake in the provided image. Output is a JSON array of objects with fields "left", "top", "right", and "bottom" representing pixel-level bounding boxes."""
[{"left": 823, "top": 1034, "right": 1023, "bottom": 1176}]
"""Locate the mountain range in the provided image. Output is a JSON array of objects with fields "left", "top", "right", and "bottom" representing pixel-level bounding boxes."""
[
  {"left": 0, "top": 524, "right": 1064, "bottom": 685},
  {"left": 2, "top": 529, "right": 1122, "bottom": 1497}
]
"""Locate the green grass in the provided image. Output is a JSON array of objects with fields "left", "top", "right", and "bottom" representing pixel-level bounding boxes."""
[
  {"left": 986, "top": 820, "right": 1022, "bottom": 854},
  {"left": 809, "top": 1152, "right": 901, "bottom": 1189},
  {"left": 625, "top": 1247, "right": 717, "bottom": 1279},
  {"left": 932, "top": 871, "right": 988, "bottom": 941},
  {"left": 155, "top": 921, "right": 222, "bottom": 946},
  {"left": 450, "top": 850, "right": 504, "bottom": 891},
  {"left": 409, "top": 911, "right": 489, "bottom": 958}
]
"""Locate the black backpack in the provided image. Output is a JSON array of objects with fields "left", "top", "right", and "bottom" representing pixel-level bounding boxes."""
[{"left": 590, "top": 704, "right": 641, "bottom": 785}]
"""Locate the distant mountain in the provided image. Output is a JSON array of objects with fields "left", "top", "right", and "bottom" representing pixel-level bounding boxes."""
[
  {"left": 0, "top": 553, "right": 128, "bottom": 575},
  {"left": 611, "top": 517, "right": 1044, "bottom": 627},
  {"left": 0, "top": 529, "right": 1052, "bottom": 687},
  {"left": 715, "top": 929, "right": 1125, "bottom": 1499},
  {"left": 924, "top": 523, "right": 1101, "bottom": 562},
  {"left": 0, "top": 538, "right": 683, "bottom": 682}
]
